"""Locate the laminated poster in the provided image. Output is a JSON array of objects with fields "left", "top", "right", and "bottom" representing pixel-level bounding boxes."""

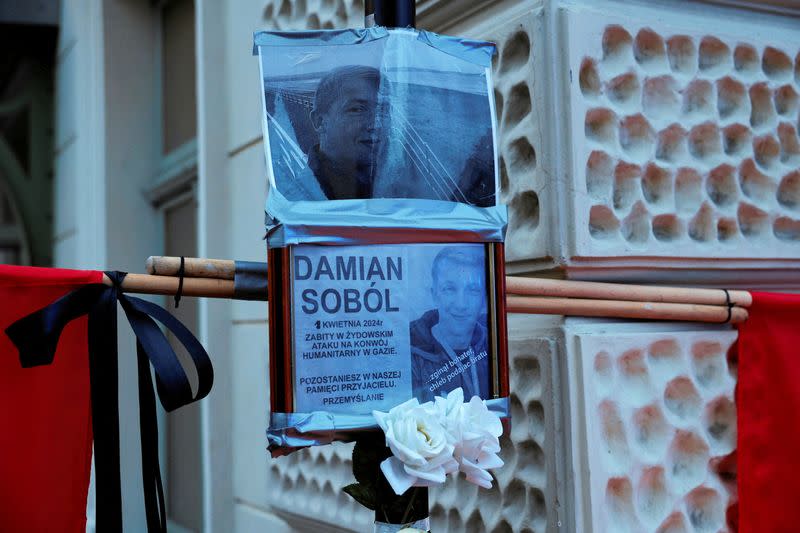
[
  {"left": 255, "top": 28, "right": 499, "bottom": 223},
  {"left": 291, "top": 242, "right": 495, "bottom": 414}
]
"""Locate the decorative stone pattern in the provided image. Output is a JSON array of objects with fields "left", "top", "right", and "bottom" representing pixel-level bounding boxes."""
[
  {"left": 261, "top": 0, "right": 365, "bottom": 30},
  {"left": 265, "top": 441, "right": 373, "bottom": 530},
  {"left": 428, "top": 337, "right": 556, "bottom": 532},
  {"left": 567, "top": 325, "right": 737, "bottom": 533},
  {"left": 483, "top": 11, "right": 546, "bottom": 263},
  {"left": 565, "top": 8, "right": 800, "bottom": 258}
]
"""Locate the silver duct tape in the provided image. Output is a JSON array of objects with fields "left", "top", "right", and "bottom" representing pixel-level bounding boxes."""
[
  {"left": 267, "top": 397, "right": 510, "bottom": 455},
  {"left": 233, "top": 260, "right": 269, "bottom": 301},
  {"left": 253, "top": 27, "right": 390, "bottom": 54},
  {"left": 254, "top": 28, "right": 494, "bottom": 68},
  {"left": 265, "top": 202, "right": 507, "bottom": 248}
]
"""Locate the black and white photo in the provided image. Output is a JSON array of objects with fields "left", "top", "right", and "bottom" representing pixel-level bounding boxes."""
[{"left": 256, "top": 29, "right": 498, "bottom": 208}]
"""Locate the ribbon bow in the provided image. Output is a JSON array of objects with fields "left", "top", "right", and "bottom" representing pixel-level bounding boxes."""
[{"left": 4, "top": 271, "right": 213, "bottom": 532}]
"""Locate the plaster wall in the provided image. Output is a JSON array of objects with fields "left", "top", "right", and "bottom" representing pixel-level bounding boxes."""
[{"left": 54, "top": 0, "right": 106, "bottom": 269}]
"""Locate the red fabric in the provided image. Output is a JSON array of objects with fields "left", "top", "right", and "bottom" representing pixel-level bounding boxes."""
[
  {"left": 0, "top": 265, "right": 102, "bottom": 533},
  {"left": 737, "top": 291, "right": 800, "bottom": 533}
]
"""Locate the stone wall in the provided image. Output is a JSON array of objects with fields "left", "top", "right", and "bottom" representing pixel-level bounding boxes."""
[
  {"left": 565, "top": 323, "right": 737, "bottom": 532},
  {"left": 563, "top": 5, "right": 800, "bottom": 269}
]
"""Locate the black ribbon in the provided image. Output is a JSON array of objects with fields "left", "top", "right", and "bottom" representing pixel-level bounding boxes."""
[
  {"left": 4, "top": 271, "right": 213, "bottom": 532},
  {"left": 174, "top": 256, "right": 185, "bottom": 309},
  {"left": 722, "top": 289, "right": 734, "bottom": 324}
]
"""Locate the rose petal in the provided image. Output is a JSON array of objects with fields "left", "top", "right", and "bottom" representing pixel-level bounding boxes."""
[
  {"left": 386, "top": 438, "right": 426, "bottom": 467},
  {"left": 424, "top": 444, "right": 455, "bottom": 469},
  {"left": 404, "top": 464, "right": 446, "bottom": 484},
  {"left": 411, "top": 477, "right": 444, "bottom": 488},
  {"left": 381, "top": 457, "right": 417, "bottom": 495},
  {"left": 388, "top": 398, "right": 421, "bottom": 416},
  {"left": 386, "top": 418, "right": 427, "bottom": 466},
  {"left": 442, "top": 457, "right": 460, "bottom": 475},
  {"left": 372, "top": 410, "right": 389, "bottom": 432},
  {"left": 445, "top": 387, "right": 464, "bottom": 405},
  {"left": 465, "top": 471, "right": 493, "bottom": 489},
  {"left": 460, "top": 458, "right": 493, "bottom": 482},
  {"left": 476, "top": 451, "right": 504, "bottom": 470}
]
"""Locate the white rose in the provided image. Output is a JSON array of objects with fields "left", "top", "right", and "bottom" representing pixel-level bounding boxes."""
[
  {"left": 373, "top": 398, "right": 458, "bottom": 495},
  {"left": 452, "top": 396, "right": 504, "bottom": 489},
  {"left": 433, "top": 387, "right": 465, "bottom": 443}
]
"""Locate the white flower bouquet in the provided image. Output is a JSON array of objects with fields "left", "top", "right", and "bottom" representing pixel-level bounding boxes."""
[
  {"left": 343, "top": 388, "right": 504, "bottom": 532},
  {"left": 374, "top": 387, "right": 504, "bottom": 494}
]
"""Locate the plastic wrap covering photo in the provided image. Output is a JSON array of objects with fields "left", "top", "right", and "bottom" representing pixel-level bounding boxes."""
[{"left": 253, "top": 28, "right": 507, "bottom": 242}]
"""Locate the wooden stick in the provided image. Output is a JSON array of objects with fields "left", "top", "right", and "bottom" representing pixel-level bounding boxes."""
[
  {"left": 506, "top": 295, "right": 748, "bottom": 324},
  {"left": 145, "top": 255, "right": 753, "bottom": 308},
  {"left": 505, "top": 276, "right": 752, "bottom": 307},
  {"left": 109, "top": 272, "right": 745, "bottom": 324},
  {"left": 145, "top": 256, "right": 236, "bottom": 280},
  {"left": 103, "top": 273, "right": 235, "bottom": 299}
]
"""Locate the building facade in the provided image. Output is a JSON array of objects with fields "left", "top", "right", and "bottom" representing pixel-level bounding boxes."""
[{"left": 51, "top": 0, "right": 800, "bottom": 531}]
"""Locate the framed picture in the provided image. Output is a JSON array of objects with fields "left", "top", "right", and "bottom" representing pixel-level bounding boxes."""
[
  {"left": 268, "top": 241, "right": 509, "bottom": 434},
  {"left": 255, "top": 28, "right": 499, "bottom": 212}
]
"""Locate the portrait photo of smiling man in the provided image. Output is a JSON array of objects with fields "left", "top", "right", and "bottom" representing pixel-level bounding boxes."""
[{"left": 410, "top": 245, "right": 490, "bottom": 402}]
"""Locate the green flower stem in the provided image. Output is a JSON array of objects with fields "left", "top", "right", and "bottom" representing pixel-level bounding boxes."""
[{"left": 400, "top": 487, "right": 420, "bottom": 526}]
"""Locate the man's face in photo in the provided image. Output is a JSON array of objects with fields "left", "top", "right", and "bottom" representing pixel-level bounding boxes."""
[
  {"left": 312, "top": 74, "right": 382, "bottom": 180},
  {"left": 432, "top": 258, "right": 485, "bottom": 341}
]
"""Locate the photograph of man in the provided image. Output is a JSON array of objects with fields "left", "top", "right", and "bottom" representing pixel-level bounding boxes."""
[
  {"left": 264, "top": 59, "right": 498, "bottom": 206},
  {"left": 410, "top": 246, "right": 490, "bottom": 403},
  {"left": 282, "top": 65, "right": 383, "bottom": 201}
]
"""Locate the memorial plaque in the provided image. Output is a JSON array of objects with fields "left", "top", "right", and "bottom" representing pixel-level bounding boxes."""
[{"left": 289, "top": 242, "right": 501, "bottom": 414}]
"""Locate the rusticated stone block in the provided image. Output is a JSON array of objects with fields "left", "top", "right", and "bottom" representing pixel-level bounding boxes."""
[
  {"left": 565, "top": 323, "right": 737, "bottom": 533},
  {"left": 483, "top": 11, "right": 546, "bottom": 263},
  {"left": 265, "top": 440, "right": 374, "bottom": 530},
  {"left": 565, "top": 8, "right": 800, "bottom": 261}
]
